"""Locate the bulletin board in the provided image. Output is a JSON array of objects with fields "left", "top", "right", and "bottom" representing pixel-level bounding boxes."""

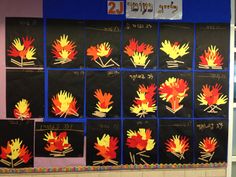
[{"left": 2, "top": 0, "right": 231, "bottom": 173}]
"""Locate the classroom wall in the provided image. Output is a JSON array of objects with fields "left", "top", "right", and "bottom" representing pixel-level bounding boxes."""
[{"left": 0, "top": 0, "right": 228, "bottom": 177}]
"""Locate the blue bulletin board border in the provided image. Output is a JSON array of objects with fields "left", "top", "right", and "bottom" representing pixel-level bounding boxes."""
[
  {"left": 43, "top": 0, "right": 231, "bottom": 23},
  {"left": 42, "top": 0, "right": 231, "bottom": 166},
  {"left": 3, "top": 0, "right": 230, "bottom": 172}
]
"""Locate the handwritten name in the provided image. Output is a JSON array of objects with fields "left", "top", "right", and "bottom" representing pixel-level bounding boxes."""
[
  {"left": 127, "top": 1, "right": 153, "bottom": 15},
  {"left": 158, "top": 1, "right": 178, "bottom": 14},
  {"left": 107, "top": 71, "right": 120, "bottom": 77},
  {"left": 129, "top": 73, "right": 154, "bottom": 81},
  {"left": 125, "top": 23, "right": 152, "bottom": 30},
  {"left": 38, "top": 124, "right": 74, "bottom": 130},
  {"left": 196, "top": 122, "right": 224, "bottom": 131},
  {"left": 103, "top": 26, "right": 120, "bottom": 32},
  {"left": 199, "top": 73, "right": 227, "bottom": 80},
  {"left": 205, "top": 26, "right": 226, "bottom": 30}
]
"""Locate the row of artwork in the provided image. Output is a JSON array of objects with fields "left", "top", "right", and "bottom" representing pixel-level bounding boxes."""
[
  {"left": 0, "top": 119, "right": 227, "bottom": 168},
  {"left": 6, "top": 18, "right": 229, "bottom": 70},
  {"left": 6, "top": 70, "right": 228, "bottom": 119}
]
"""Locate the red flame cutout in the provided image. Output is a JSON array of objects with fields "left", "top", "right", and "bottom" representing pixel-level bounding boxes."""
[
  {"left": 43, "top": 131, "right": 73, "bottom": 157},
  {"left": 7, "top": 36, "right": 36, "bottom": 67},
  {"left": 159, "top": 77, "right": 189, "bottom": 113},
  {"left": 93, "top": 134, "right": 119, "bottom": 165},
  {"left": 165, "top": 135, "right": 189, "bottom": 160},
  {"left": 199, "top": 45, "right": 223, "bottom": 69},
  {"left": 130, "top": 84, "right": 157, "bottom": 118},
  {"left": 197, "top": 84, "right": 228, "bottom": 113},
  {"left": 51, "top": 34, "right": 78, "bottom": 64},
  {"left": 198, "top": 137, "right": 218, "bottom": 162},
  {"left": 0, "top": 139, "right": 32, "bottom": 168},
  {"left": 51, "top": 90, "right": 79, "bottom": 118}
]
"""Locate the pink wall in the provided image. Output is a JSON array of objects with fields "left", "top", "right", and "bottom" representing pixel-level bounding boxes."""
[{"left": 0, "top": 0, "right": 42, "bottom": 118}]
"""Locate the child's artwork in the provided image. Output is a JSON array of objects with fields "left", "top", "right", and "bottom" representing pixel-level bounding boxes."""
[
  {"left": 159, "top": 120, "right": 193, "bottom": 163},
  {"left": 86, "top": 120, "right": 120, "bottom": 166},
  {"left": 123, "top": 21, "right": 157, "bottom": 68},
  {"left": 48, "top": 70, "right": 84, "bottom": 118},
  {"left": 86, "top": 21, "right": 121, "bottom": 68},
  {"left": 196, "top": 24, "right": 229, "bottom": 70},
  {"left": 3, "top": 18, "right": 230, "bottom": 171},
  {"left": 124, "top": 38, "right": 154, "bottom": 69},
  {"left": 6, "top": 69, "right": 44, "bottom": 119},
  {"left": 47, "top": 19, "right": 84, "bottom": 68},
  {"left": 86, "top": 71, "right": 120, "bottom": 118},
  {"left": 159, "top": 23, "right": 193, "bottom": 69},
  {"left": 35, "top": 122, "right": 84, "bottom": 158},
  {"left": 51, "top": 34, "right": 78, "bottom": 65},
  {"left": 6, "top": 18, "right": 43, "bottom": 67},
  {"left": 123, "top": 120, "right": 157, "bottom": 165},
  {"left": 158, "top": 72, "right": 192, "bottom": 118},
  {"left": 195, "top": 72, "right": 228, "bottom": 118},
  {"left": 0, "top": 120, "right": 34, "bottom": 168},
  {"left": 195, "top": 120, "right": 227, "bottom": 163},
  {"left": 123, "top": 72, "right": 157, "bottom": 118}
]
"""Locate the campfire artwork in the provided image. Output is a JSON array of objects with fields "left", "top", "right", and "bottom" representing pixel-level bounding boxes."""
[
  {"left": 160, "top": 40, "right": 190, "bottom": 68},
  {"left": 0, "top": 138, "right": 32, "bottom": 168},
  {"left": 51, "top": 90, "right": 79, "bottom": 118},
  {"left": 130, "top": 84, "right": 157, "bottom": 118},
  {"left": 7, "top": 36, "right": 37, "bottom": 67},
  {"left": 43, "top": 131, "right": 73, "bottom": 157},
  {"left": 198, "top": 137, "right": 218, "bottom": 162},
  {"left": 13, "top": 99, "right": 32, "bottom": 120},
  {"left": 165, "top": 135, "right": 190, "bottom": 160},
  {"left": 124, "top": 38, "right": 154, "bottom": 69},
  {"left": 87, "top": 42, "right": 119, "bottom": 68},
  {"left": 159, "top": 77, "right": 189, "bottom": 114},
  {"left": 93, "top": 89, "right": 113, "bottom": 118},
  {"left": 4, "top": 19, "right": 230, "bottom": 168},
  {"left": 198, "top": 45, "right": 224, "bottom": 69},
  {"left": 93, "top": 134, "right": 119, "bottom": 165},
  {"left": 197, "top": 84, "right": 228, "bottom": 114},
  {"left": 126, "top": 128, "right": 155, "bottom": 164},
  {"left": 51, "top": 34, "right": 78, "bottom": 65}
]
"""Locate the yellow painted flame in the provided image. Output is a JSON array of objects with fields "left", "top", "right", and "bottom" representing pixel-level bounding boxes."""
[
  {"left": 96, "top": 134, "right": 110, "bottom": 148},
  {"left": 15, "top": 99, "right": 30, "bottom": 114},
  {"left": 160, "top": 40, "right": 189, "bottom": 60}
]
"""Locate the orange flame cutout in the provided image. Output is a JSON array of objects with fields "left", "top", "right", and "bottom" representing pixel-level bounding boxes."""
[
  {"left": 51, "top": 34, "right": 78, "bottom": 65},
  {"left": 199, "top": 45, "right": 223, "bottom": 69},
  {"left": 51, "top": 90, "right": 79, "bottom": 118},
  {"left": 160, "top": 40, "right": 189, "bottom": 68},
  {"left": 0, "top": 138, "right": 32, "bottom": 168},
  {"left": 198, "top": 137, "right": 218, "bottom": 162},
  {"left": 87, "top": 42, "right": 119, "bottom": 68},
  {"left": 165, "top": 135, "right": 189, "bottom": 160},
  {"left": 92, "top": 89, "right": 113, "bottom": 118},
  {"left": 126, "top": 128, "right": 155, "bottom": 164},
  {"left": 159, "top": 77, "right": 189, "bottom": 114},
  {"left": 130, "top": 84, "right": 157, "bottom": 118},
  {"left": 197, "top": 84, "right": 228, "bottom": 113},
  {"left": 124, "top": 38, "right": 153, "bottom": 68},
  {"left": 43, "top": 131, "right": 73, "bottom": 157},
  {"left": 93, "top": 134, "right": 119, "bottom": 165},
  {"left": 13, "top": 99, "right": 32, "bottom": 120},
  {"left": 7, "top": 36, "right": 36, "bottom": 67}
]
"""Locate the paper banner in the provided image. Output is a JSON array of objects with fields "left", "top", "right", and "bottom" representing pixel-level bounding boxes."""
[
  {"left": 126, "top": 0, "right": 154, "bottom": 19},
  {"left": 154, "top": 0, "right": 182, "bottom": 20}
]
